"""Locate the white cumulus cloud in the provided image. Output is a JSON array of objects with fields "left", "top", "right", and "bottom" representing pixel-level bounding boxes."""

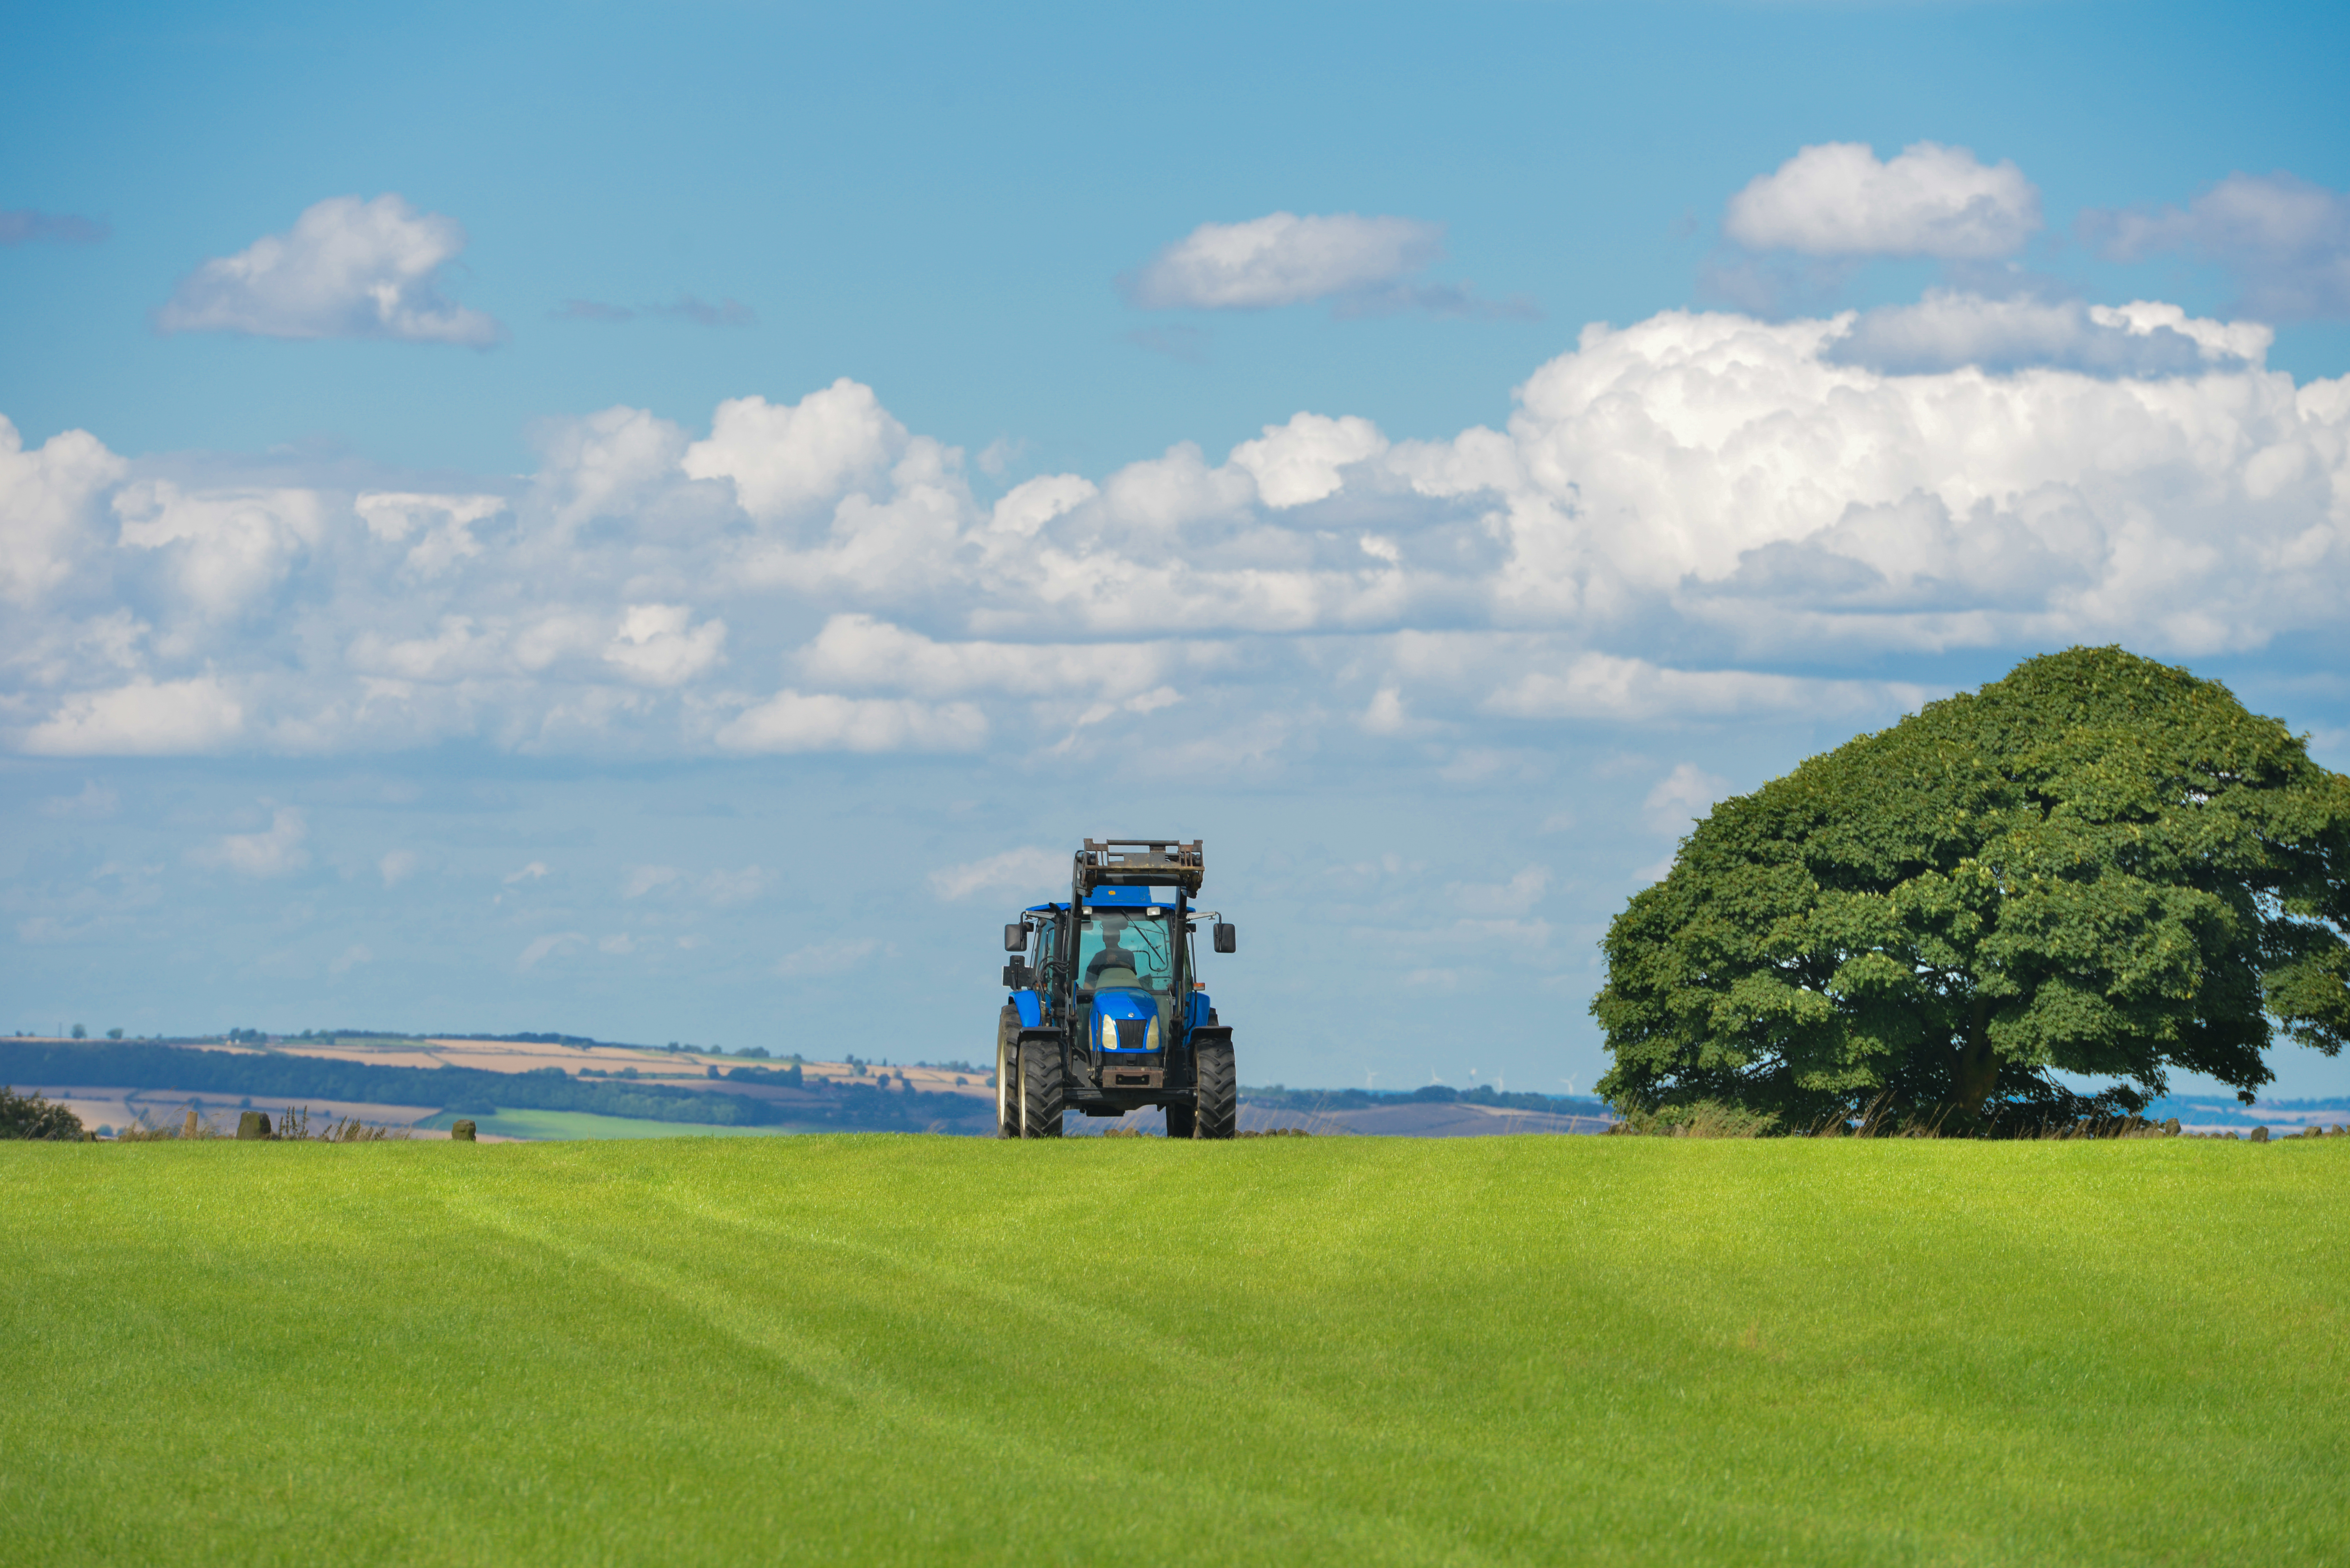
[
  {"left": 1827, "top": 291, "right": 2261, "bottom": 377},
  {"left": 715, "top": 690, "right": 987, "bottom": 753},
  {"left": 7, "top": 299, "right": 2350, "bottom": 761},
  {"left": 1724, "top": 141, "right": 2041, "bottom": 259},
  {"left": 528, "top": 406, "right": 696, "bottom": 532},
  {"left": 355, "top": 492, "right": 507, "bottom": 578},
  {"left": 1230, "top": 412, "right": 1390, "bottom": 508},
  {"left": 794, "top": 614, "right": 1194, "bottom": 701},
  {"left": 191, "top": 806, "right": 309, "bottom": 877},
  {"left": 0, "top": 416, "right": 126, "bottom": 605},
  {"left": 1122, "top": 212, "right": 1446, "bottom": 310},
  {"left": 1487, "top": 307, "right": 2343, "bottom": 657},
  {"left": 155, "top": 195, "right": 504, "bottom": 346},
  {"left": 681, "top": 379, "right": 907, "bottom": 521},
  {"left": 1481, "top": 652, "right": 1926, "bottom": 723},
  {"left": 113, "top": 481, "right": 325, "bottom": 622},
  {"left": 24, "top": 676, "right": 246, "bottom": 755},
  {"left": 604, "top": 604, "right": 727, "bottom": 686},
  {"left": 989, "top": 473, "right": 1097, "bottom": 538}
]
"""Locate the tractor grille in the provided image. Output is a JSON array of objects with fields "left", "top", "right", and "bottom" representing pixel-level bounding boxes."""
[{"left": 1114, "top": 1019, "right": 1150, "bottom": 1051}]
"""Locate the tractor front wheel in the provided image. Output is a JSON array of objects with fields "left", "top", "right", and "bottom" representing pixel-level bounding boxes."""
[
  {"left": 1192, "top": 1040, "right": 1236, "bottom": 1139},
  {"left": 1163, "top": 1101, "right": 1196, "bottom": 1139},
  {"left": 1018, "top": 1039, "right": 1065, "bottom": 1138},
  {"left": 995, "top": 1016, "right": 1020, "bottom": 1139}
]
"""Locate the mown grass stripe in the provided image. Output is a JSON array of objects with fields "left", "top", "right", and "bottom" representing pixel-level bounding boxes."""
[{"left": 3, "top": 1136, "right": 2342, "bottom": 1565}]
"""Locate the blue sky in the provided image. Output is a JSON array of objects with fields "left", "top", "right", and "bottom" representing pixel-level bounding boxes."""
[{"left": 7, "top": 0, "right": 2350, "bottom": 1101}]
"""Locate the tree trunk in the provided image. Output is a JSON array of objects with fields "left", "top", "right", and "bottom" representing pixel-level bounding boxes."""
[{"left": 1953, "top": 997, "right": 1998, "bottom": 1117}]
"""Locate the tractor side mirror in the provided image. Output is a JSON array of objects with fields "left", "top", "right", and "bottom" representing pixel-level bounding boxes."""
[
  {"left": 1004, "top": 923, "right": 1027, "bottom": 952},
  {"left": 1213, "top": 923, "right": 1236, "bottom": 954},
  {"left": 1002, "top": 958, "right": 1028, "bottom": 989}
]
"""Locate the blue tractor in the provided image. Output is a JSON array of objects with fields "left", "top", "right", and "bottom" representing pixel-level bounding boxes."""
[{"left": 996, "top": 838, "right": 1238, "bottom": 1138}]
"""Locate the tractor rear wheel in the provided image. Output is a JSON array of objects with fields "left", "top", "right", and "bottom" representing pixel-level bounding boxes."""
[
  {"left": 1018, "top": 1039, "right": 1065, "bottom": 1138},
  {"left": 1164, "top": 1101, "right": 1196, "bottom": 1139},
  {"left": 1192, "top": 1040, "right": 1236, "bottom": 1139},
  {"left": 995, "top": 1017, "right": 1019, "bottom": 1139}
]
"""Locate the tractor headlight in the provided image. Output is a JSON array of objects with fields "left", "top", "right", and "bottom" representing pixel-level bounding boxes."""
[
  {"left": 1145, "top": 1015, "right": 1160, "bottom": 1052},
  {"left": 1100, "top": 1012, "right": 1117, "bottom": 1053}
]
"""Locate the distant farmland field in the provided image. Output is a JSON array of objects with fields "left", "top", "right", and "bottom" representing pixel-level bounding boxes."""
[
  {"left": 415, "top": 1107, "right": 815, "bottom": 1140},
  {"left": 0, "top": 1036, "right": 994, "bottom": 1137},
  {"left": 4, "top": 1137, "right": 2342, "bottom": 1565}
]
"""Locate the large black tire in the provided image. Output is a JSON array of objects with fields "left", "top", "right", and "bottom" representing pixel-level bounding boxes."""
[
  {"left": 1192, "top": 1040, "right": 1236, "bottom": 1139},
  {"left": 1164, "top": 1102, "right": 1196, "bottom": 1139},
  {"left": 1018, "top": 1039, "right": 1065, "bottom": 1139},
  {"left": 995, "top": 1013, "right": 1020, "bottom": 1139}
]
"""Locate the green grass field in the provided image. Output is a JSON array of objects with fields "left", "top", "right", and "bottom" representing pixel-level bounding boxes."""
[
  {"left": 416, "top": 1108, "right": 814, "bottom": 1140},
  {"left": 4, "top": 1137, "right": 2343, "bottom": 1565}
]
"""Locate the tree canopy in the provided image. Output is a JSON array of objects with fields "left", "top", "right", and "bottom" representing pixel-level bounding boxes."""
[{"left": 1592, "top": 647, "right": 2350, "bottom": 1131}]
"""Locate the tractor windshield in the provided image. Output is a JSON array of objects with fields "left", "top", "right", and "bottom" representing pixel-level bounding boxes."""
[{"left": 1077, "top": 909, "right": 1175, "bottom": 994}]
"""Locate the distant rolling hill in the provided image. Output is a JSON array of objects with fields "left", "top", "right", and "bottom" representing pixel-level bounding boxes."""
[{"left": 4, "top": 1036, "right": 1616, "bottom": 1139}]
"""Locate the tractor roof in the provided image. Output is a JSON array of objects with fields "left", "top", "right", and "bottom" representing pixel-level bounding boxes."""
[{"left": 1019, "top": 886, "right": 1182, "bottom": 916}]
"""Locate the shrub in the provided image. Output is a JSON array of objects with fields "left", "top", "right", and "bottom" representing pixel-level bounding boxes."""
[
  {"left": 271, "top": 1106, "right": 407, "bottom": 1141},
  {"left": 1, "top": 1086, "right": 87, "bottom": 1140},
  {"left": 1607, "top": 1101, "right": 1779, "bottom": 1138},
  {"left": 113, "top": 1113, "right": 179, "bottom": 1142}
]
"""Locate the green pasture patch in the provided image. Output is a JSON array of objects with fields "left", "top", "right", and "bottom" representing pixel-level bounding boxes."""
[
  {"left": 416, "top": 1107, "right": 813, "bottom": 1140},
  {"left": 3, "top": 1137, "right": 2343, "bottom": 1566}
]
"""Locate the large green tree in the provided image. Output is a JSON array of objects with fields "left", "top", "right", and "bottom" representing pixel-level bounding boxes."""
[{"left": 1593, "top": 647, "right": 2350, "bottom": 1130}]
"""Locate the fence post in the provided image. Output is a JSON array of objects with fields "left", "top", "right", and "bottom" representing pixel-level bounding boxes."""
[{"left": 236, "top": 1111, "right": 272, "bottom": 1140}]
